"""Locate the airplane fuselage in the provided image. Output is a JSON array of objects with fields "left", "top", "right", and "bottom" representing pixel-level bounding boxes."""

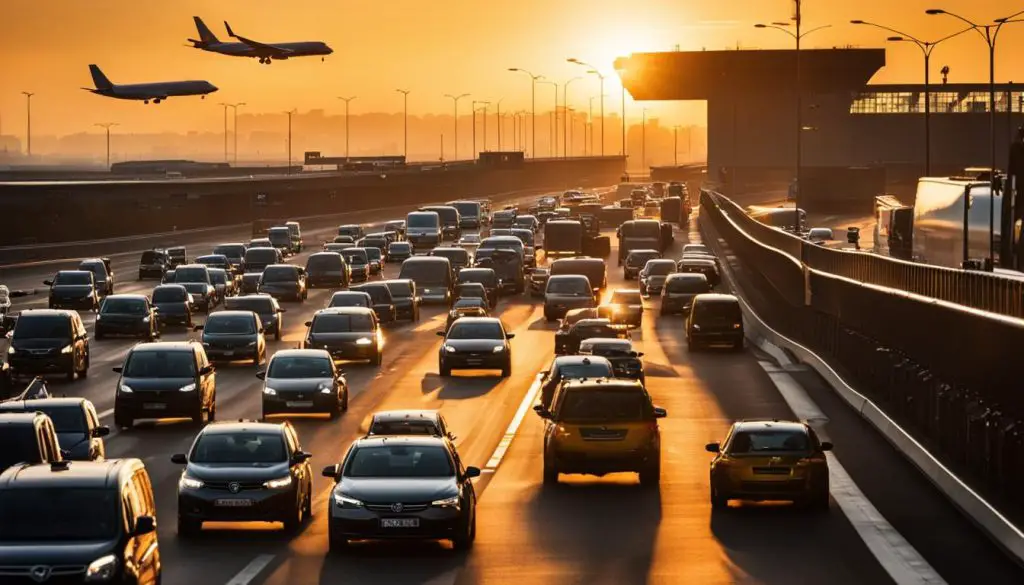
[
  {"left": 197, "top": 41, "right": 332, "bottom": 59},
  {"left": 94, "top": 81, "right": 218, "bottom": 102}
]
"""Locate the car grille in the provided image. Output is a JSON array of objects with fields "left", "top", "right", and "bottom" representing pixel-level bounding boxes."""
[
  {"left": 203, "top": 480, "right": 265, "bottom": 492},
  {"left": 364, "top": 502, "right": 430, "bottom": 513},
  {"left": 579, "top": 427, "right": 628, "bottom": 441},
  {"left": 739, "top": 479, "right": 806, "bottom": 493},
  {"left": 752, "top": 466, "right": 792, "bottom": 476},
  {"left": 0, "top": 565, "right": 86, "bottom": 583}
]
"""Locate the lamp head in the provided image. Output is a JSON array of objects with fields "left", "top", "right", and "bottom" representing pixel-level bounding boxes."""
[
  {"left": 850, "top": 20, "right": 865, "bottom": 24},
  {"left": 925, "top": 9, "right": 945, "bottom": 15},
  {"left": 887, "top": 36, "right": 904, "bottom": 41}
]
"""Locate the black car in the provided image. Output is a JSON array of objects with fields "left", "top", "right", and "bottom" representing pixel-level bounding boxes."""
[
  {"left": 323, "top": 435, "right": 479, "bottom": 551},
  {"left": 196, "top": 310, "right": 267, "bottom": 365},
  {"left": 660, "top": 273, "right": 712, "bottom": 316},
  {"left": 678, "top": 257, "right": 721, "bottom": 287},
  {"left": 45, "top": 270, "right": 98, "bottom": 311},
  {"left": 686, "top": 293, "right": 743, "bottom": 351},
  {"left": 180, "top": 281, "right": 217, "bottom": 313},
  {"left": 303, "top": 308, "right": 384, "bottom": 365},
  {"left": 457, "top": 268, "right": 500, "bottom": 308},
  {"left": 430, "top": 247, "right": 471, "bottom": 274},
  {"left": 366, "top": 410, "right": 454, "bottom": 439},
  {"left": 139, "top": 249, "right": 171, "bottom": 280},
  {"left": 338, "top": 224, "right": 364, "bottom": 240},
  {"left": 0, "top": 397, "right": 109, "bottom": 461},
  {"left": 224, "top": 295, "right": 286, "bottom": 341},
  {"left": 0, "top": 412, "right": 62, "bottom": 472},
  {"left": 172, "top": 420, "right": 314, "bottom": 535},
  {"left": 328, "top": 291, "right": 373, "bottom": 309},
  {"left": 167, "top": 264, "right": 217, "bottom": 312},
  {"left": 538, "top": 355, "right": 615, "bottom": 410},
  {"left": 639, "top": 259, "right": 677, "bottom": 296},
  {"left": 6, "top": 309, "right": 91, "bottom": 381},
  {"left": 381, "top": 279, "right": 420, "bottom": 322},
  {"left": 0, "top": 458, "right": 161, "bottom": 584},
  {"left": 113, "top": 341, "right": 217, "bottom": 429},
  {"left": 351, "top": 283, "right": 397, "bottom": 324},
  {"left": 578, "top": 337, "right": 645, "bottom": 384},
  {"left": 258, "top": 349, "right": 350, "bottom": 417},
  {"left": 213, "top": 243, "right": 248, "bottom": 275},
  {"left": 340, "top": 249, "right": 371, "bottom": 283},
  {"left": 437, "top": 317, "right": 513, "bottom": 377},
  {"left": 554, "top": 317, "right": 625, "bottom": 355},
  {"left": 259, "top": 264, "right": 308, "bottom": 303},
  {"left": 151, "top": 284, "right": 195, "bottom": 328},
  {"left": 452, "top": 282, "right": 489, "bottom": 308},
  {"left": 195, "top": 254, "right": 230, "bottom": 273},
  {"left": 79, "top": 258, "right": 115, "bottom": 297},
  {"left": 364, "top": 247, "right": 384, "bottom": 275},
  {"left": 167, "top": 246, "right": 188, "bottom": 268},
  {"left": 240, "top": 272, "right": 262, "bottom": 295},
  {"left": 244, "top": 247, "right": 282, "bottom": 274},
  {"left": 306, "top": 252, "right": 350, "bottom": 289},
  {"left": 623, "top": 249, "right": 661, "bottom": 280},
  {"left": 387, "top": 241, "right": 413, "bottom": 263},
  {"left": 445, "top": 298, "right": 489, "bottom": 331},
  {"left": 95, "top": 294, "right": 160, "bottom": 341}
]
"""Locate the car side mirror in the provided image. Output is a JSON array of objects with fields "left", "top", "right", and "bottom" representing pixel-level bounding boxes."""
[
  {"left": 533, "top": 404, "right": 550, "bottom": 419},
  {"left": 653, "top": 406, "right": 667, "bottom": 418},
  {"left": 193, "top": 325, "right": 204, "bottom": 331},
  {"left": 293, "top": 451, "right": 312, "bottom": 464},
  {"left": 112, "top": 366, "right": 123, "bottom": 373},
  {"left": 464, "top": 466, "right": 481, "bottom": 479},
  {"left": 635, "top": 352, "right": 645, "bottom": 358},
  {"left": 820, "top": 441, "right": 833, "bottom": 452},
  {"left": 171, "top": 453, "right": 188, "bottom": 464},
  {"left": 304, "top": 321, "right": 312, "bottom": 327},
  {"left": 506, "top": 333, "right": 515, "bottom": 339},
  {"left": 43, "top": 280, "right": 53, "bottom": 286},
  {"left": 256, "top": 371, "right": 266, "bottom": 380},
  {"left": 4, "top": 331, "right": 12, "bottom": 340},
  {"left": 321, "top": 464, "right": 341, "bottom": 479},
  {"left": 92, "top": 426, "right": 110, "bottom": 438},
  {"left": 436, "top": 331, "right": 445, "bottom": 337},
  {"left": 278, "top": 308, "right": 287, "bottom": 313},
  {"left": 705, "top": 442, "right": 720, "bottom": 453},
  {"left": 134, "top": 515, "right": 157, "bottom": 536},
  {"left": 200, "top": 365, "right": 215, "bottom": 376}
]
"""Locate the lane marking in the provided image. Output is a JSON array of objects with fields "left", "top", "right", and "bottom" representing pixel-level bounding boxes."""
[
  {"left": 484, "top": 374, "right": 542, "bottom": 470},
  {"left": 97, "top": 408, "right": 113, "bottom": 420},
  {"left": 224, "top": 554, "right": 275, "bottom": 585},
  {"left": 756, "top": 361, "right": 946, "bottom": 585}
]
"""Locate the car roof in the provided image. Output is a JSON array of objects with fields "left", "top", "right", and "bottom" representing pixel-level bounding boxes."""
[
  {"left": 627, "top": 249, "right": 660, "bottom": 255},
  {"left": 331, "top": 291, "right": 372, "bottom": 298},
  {"left": 389, "top": 241, "right": 411, "bottom": 246},
  {"left": 580, "top": 337, "right": 633, "bottom": 348},
  {"left": 646, "top": 259, "right": 677, "bottom": 265},
  {"left": 693, "top": 293, "right": 738, "bottom": 303},
  {"left": 611, "top": 288, "right": 641, "bottom": 295},
  {"left": 130, "top": 341, "right": 195, "bottom": 353},
  {"left": 379, "top": 278, "right": 413, "bottom": 285},
  {"left": 574, "top": 318, "right": 612, "bottom": 326},
  {"left": 207, "top": 310, "right": 257, "bottom": 320},
  {"left": 228, "top": 294, "right": 275, "bottom": 301},
  {"left": 680, "top": 257, "right": 716, "bottom": 266},
  {"left": 17, "top": 309, "right": 74, "bottom": 318},
  {"left": 553, "top": 354, "right": 613, "bottom": 366},
  {"left": 272, "top": 348, "right": 332, "bottom": 359},
  {"left": 55, "top": 270, "right": 92, "bottom": 276},
  {"left": 460, "top": 268, "right": 494, "bottom": 274},
  {"left": 79, "top": 259, "right": 104, "bottom": 266},
  {"left": 370, "top": 410, "right": 441, "bottom": 423},
  {"left": 0, "top": 397, "right": 89, "bottom": 411},
  {"left": 667, "top": 272, "right": 707, "bottom": 280},
  {"left": 448, "top": 316, "right": 501, "bottom": 325},
  {"left": 560, "top": 378, "right": 644, "bottom": 391},
  {"left": 196, "top": 253, "right": 227, "bottom": 259},
  {"left": 353, "top": 435, "right": 448, "bottom": 448},
  {"left": 104, "top": 293, "right": 149, "bottom": 301},
  {"left": 309, "top": 251, "right": 342, "bottom": 257},
  {"left": 199, "top": 420, "right": 286, "bottom": 435},
  {"left": 316, "top": 306, "right": 376, "bottom": 316},
  {"left": 0, "top": 459, "right": 141, "bottom": 490},
  {"left": 733, "top": 420, "right": 808, "bottom": 433},
  {"left": 548, "top": 274, "right": 589, "bottom": 281}
]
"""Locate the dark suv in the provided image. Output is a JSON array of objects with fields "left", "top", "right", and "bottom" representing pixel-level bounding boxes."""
[
  {"left": 45, "top": 270, "right": 98, "bottom": 311},
  {"left": 0, "top": 458, "right": 162, "bottom": 584},
  {"left": 0, "top": 412, "right": 62, "bottom": 473},
  {"left": 95, "top": 294, "right": 160, "bottom": 340},
  {"left": 139, "top": 249, "right": 171, "bottom": 280},
  {"left": 113, "top": 341, "right": 217, "bottom": 429},
  {"left": 0, "top": 397, "right": 109, "bottom": 461},
  {"left": 6, "top": 309, "right": 91, "bottom": 381}
]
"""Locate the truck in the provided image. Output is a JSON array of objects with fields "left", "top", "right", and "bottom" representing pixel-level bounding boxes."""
[
  {"left": 543, "top": 220, "right": 611, "bottom": 259},
  {"left": 617, "top": 219, "right": 669, "bottom": 265},
  {"left": 660, "top": 196, "right": 688, "bottom": 226}
]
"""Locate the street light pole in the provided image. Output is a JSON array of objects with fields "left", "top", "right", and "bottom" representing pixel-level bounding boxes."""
[
  {"left": 568, "top": 59, "right": 607, "bottom": 156},
  {"left": 21, "top": 92, "right": 34, "bottom": 157},
  {"left": 674, "top": 125, "right": 679, "bottom": 167},
  {"left": 228, "top": 103, "right": 246, "bottom": 166},
  {"left": 496, "top": 98, "right": 504, "bottom": 151},
  {"left": 396, "top": 89, "right": 411, "bottom": 160},
  {"left": 641, "top": 108, "right": 648, "bottom": 172},
  {"left": 621, "top": 85, "right": 627, "bottom": 160},
  {"left": 538, "top": 80, "right": 557, "bottom": 156},
  {"left": 444, "top": 93, "right": 470, "bottom": 161},
  {"left": 509, "top": 68, "right": 544, "bottom": 157},
  {"left": 563, "top": 77, "right": 582, "bottom": 158},
  {"left": 284, "top": 109, "right": 296, "bottom": 173},
  {"left": 337, "top": 96, "right": 356, "bottom": 160},
  {"left": 94, "top": 122, "right": 118, "bottom": 170},
  {"left": 217, "top": 103, "right": 229, "bottom": 162}
]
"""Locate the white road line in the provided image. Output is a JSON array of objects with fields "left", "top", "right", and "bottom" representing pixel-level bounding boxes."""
[
  {"left": 756, "top": 360, "right": 946, "bottom": 585},
  {"left": 224, "top": 554, "right": 275, "bottom": 585},
  {"left": 484, "top": 374, "right": 542, "bottom": 470},
  {"left": 97, "top": 408, "right": 113, "bottom": 420}
]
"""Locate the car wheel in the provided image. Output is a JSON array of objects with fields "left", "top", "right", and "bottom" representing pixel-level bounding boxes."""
[
  {"left": 501, "top": 361, "right": 511, "bottom": 377},
  {"left": 639, "top": 462, "right": 660, "bottom": 487},
  {"left": 374, "top": 350, "right": 384, "bottom": 366},
  {"left": 208, "top": 400, "right": 216, "bottom": 422},
  {"left": 342, "top": 389, "right": 349, "bottom": 412},
  {"left": 114, "top": 412, "right": 133, "bottom": 430},
  {"left": 66, "top": 367, "right": 76, "bottom": 382},
  {"left": 274, "top": 328, "right": 282, "bottom": 342},
  {"left": 78, "top": 357, "right": 89, "bottom": 378},
  {"left": 283, "top": 495, "right": 303, "bottom": 533},
  {"left": 452, "top": 509, "right": 475, "bottom": 551},
  {"left": 177, "top": 516, "right": 201, "bottom": 538},
  {"left": 328, "top": 525, "right": 349, "bottom": 553},
  {"left": 192, "top": 405, "right": 205, "bottom": 426},
  {"left": 542, "top": 458, "right": 559, "bottom": 485},
  {"left": 710, "top": 486, "right": 729, "bottom": 510},
  {"left": 439, "top": 362, "right": 452, "bottom": 377},
  {"left": 303, "top": 486, "right": 313, "bottom": 520},
  {"left": 328, "top": 399, "right": 340, "bottom": 420}
]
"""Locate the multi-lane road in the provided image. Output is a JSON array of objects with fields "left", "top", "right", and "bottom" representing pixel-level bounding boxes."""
[{"left": 1, "top": 196, "right": 1022, "bottom": 585}]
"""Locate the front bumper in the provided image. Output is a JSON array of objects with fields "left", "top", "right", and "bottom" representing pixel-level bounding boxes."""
[
  {"left": 329, "top": 506, "right": 464, "bottom": 540},
  {"left": 116, "top": 392, "right": 201, "bottom": 420},
  {"left": 96, "top": 319, "right": 150, "bottom": 336},
  {"left": 179, "top": 486, "right": 297, "bottom": 522},
  {"left": 263, "top": 391, "right": 337, "bottom": 414},
  {"left": 204, "top": 344, "right": 259, "bottom": 361},
  {"left": 441, "top": 352, "right": 507, "bottom": 370},
  {"left": 159, "top": 312, "right": 191, "bottom": 326},
  {"left": 691, "top": 329, "right": 743, "bottom": 345},
  {"left": 8, "top": 353, "right": 74, "bottom": 376}
]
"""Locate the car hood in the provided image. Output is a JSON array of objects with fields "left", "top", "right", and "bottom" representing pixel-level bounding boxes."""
[
  {"left": 121, "top": 376, "right": 195, "bottom": 392},
  {"left": 309, "top": 332, "right": 374, "bottom": 344},
  {"left": 0, "top": 540, "right": 119, "bottom": 566},
  {"left": 50, "top": 285, "right": 93, "bottom": 296},
  {"left": 338, "top": 477, "right": 457, "bottom": 503},
  {"left": 186, "top": 461, "right": 291, "bottom": 482},
  {"left": 444, "top": 339, "right": 504, "bottom": 352}
]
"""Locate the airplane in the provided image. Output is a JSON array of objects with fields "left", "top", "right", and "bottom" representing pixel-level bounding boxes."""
[
  {"left": 82, "top": 65, "right": 218, "bottom": 105},
  {"left": 187, "top": 16, "right": 333, "bottom": 64}
]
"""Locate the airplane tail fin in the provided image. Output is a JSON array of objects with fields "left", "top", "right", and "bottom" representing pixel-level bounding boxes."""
[
  {"left": 224, "top": 20, "right": 238, "bottom": 38},
  {"left": 88, "top": 65, "right": 113, "bottom": 91},
  {"left": 193, "top": 16, "right": 220, "bottom": 44}
]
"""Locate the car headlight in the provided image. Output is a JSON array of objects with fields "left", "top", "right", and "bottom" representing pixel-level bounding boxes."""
[
  {"left": 431, "top": 495, "right": 461, "bottom": 509},
  {"left": 318, "top": 382, "right": 333, "bottom": 394},
  {"left": 179, "top": 383, "right": 197, "bottom": 392},
  {"left": 444, "top": 344, "right": 457, "bottom": 353},
  {"left": 178, "top": 475, "right": 203, "bottom": 490},
  {"left": 733, "top": 323, "right": 742, "bottom": 329},
  {"left": 355, "top": 337, "right": 373, "bottom": 345},
  {"left": 85, "top": 554, "right": 118, "bottom": 582},
  {"left": 6, "top": 346, "right": 14, "bottom": 355},
  {"left": 83, "top": 292, "right": 95, "bottom": 299},
  {"left": 95, "top": 314, "right": 102, "bottom": 321},
  {"left": 247, "top": 341, "right": 258, "bottom": 347},
  {"left": 119, "top": 383, "right": 133, "bottom": 394},
  {"left": 492, "top": 345, "right": 506, "bottom": 353},
  {"left": 60, "top": 344, "right": 73, "bottom": 354},
  {"left": 334, "top": 493, "right": 364, "bottom": 508},
  {"left": 692, "top": 324, "right": 701, "bottom": 330},
  {"left": 142, "top": 316, "right": 150, "bottom": 323},
  {"left": 264, "top": 475, "right": 293, "bottom": 489}
]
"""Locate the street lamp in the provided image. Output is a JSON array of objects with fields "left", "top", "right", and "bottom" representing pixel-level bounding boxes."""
[
  {"left": 496, "top": 98, "right": 504, "bottom": 151},
  {"left": 641, "top": 108, "right": 648, "bottom": 172},
  {"left": 219, "top": 102, "right": 245, "bottom": 164},
  {"left": 284, "top": 109, "right": 297, "bottom": 173},
  {"left": 562, "top": 77, "right": 583, "bottom": 158},
  {"left": 926, "top": 7, "right": 1024, "bottom": 266},
  {"left": 228, "top": 103, "right": 245, "bottom": 166},
  {"left": 588, "top": 95, "right": 605, "bottom": 156},
  {"left": 851, "top": 20, "right": 972, "bottom": 175},
  {"left": 396, "top": 89, "right": 411, "bottom": 160},
  {"left": 21, "top": 92, "right": 34, "bottom": 157},
  {"left": 754, "top": 2, "right": 833, "bottom": 232},
  {"left": 337, "top": 96, "right": 357, "bottom": 159},
  {"left": 94, "top": 122, "right": 118, "bottom": 170},
  {"left": 444, "top": 93, "right": 470, "bottom": 161},
  {"left": 508, "top": 68, "right": 544, "bottom": 157},
  {"left": 538, "top": 80, "right": 557, "bottom": 157},
  {"left": 568, "top": 59, "right": 606, "bottom": 156},
  {"left": 472, "top": 100, "right": 491, "bottom": 158}
]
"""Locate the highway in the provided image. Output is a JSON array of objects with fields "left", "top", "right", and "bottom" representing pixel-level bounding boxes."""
[{"left": 2, "top": 202, "right": 1022, "bottom": 585}]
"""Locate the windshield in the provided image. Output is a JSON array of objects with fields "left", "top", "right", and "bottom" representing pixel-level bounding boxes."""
[
  {"left": 399, "top": 260, "right": 449, "bottom": 285},
  {"left": 666, "top": 276, "right": 708, "bottom": 293},
  {"left": 312, "top": 313, "right": 374, "bottom": 333},
  {"left": 213, "top": 245, "right": 245, "bottom": 259},
  {"left": 245, "top": 249, "right": 277, "bottom": 264},
  {"left": 307, "top": 255, "right": 342, "bottom": 270},
  {"left": 407, "top": 213, "right": 439, "bottom": 228},
  {"left": 352, "top": 285, "right": 390, "bottom": 304},
  {"left": 198, "top": 256, "right": 227, "bottom": 266},
  {"left": 80, "top": 263, "right": 106, "bottom": 278},
  {"left": 205, "top": 314, "right": 255, "bottom": 334},
  {"left": 191, "top": 432, "right": 286, "bottom": 464},
  {"left": 481, "top": 238, "right": 523, "bottom": 252},
  {"left": 558, "top": 363, "right": 614, "bottom": 379},
  {"left": 364, "top": 248, "right": 382, "bottom": 262},
  {"left": 558, "top": 389, "right": 648, "bottom": 422},
  {"left": 225, "top": 298, "right": 273, "bottom": 313},
  {"left": 101, "top": 298, "right": 147, "bottom": 314},
  {"left": 728, "top": 430, "right": 811, "bottom": 453},
  {"left": 610, "top": 291, "right": 642, "bottom": 305},
  {"left": 341, "top": 250, "right": 368, "bottom": 265},
  {"left": 209, "top": 271, "right": 228, "bottom": 285},
  {"left": 53, "top": 272, "right": 91, "bottom": 285},
  {"left": 344, "top": 445, "right": 453, "bottom": 478},
  {"left": 646, "top": 261, "right": 675, "bottom": 276},
  {"left": 694, "top": 301, "right": 742, "bottom": 321},
  {"left": 175, "top": 267, "right": 209, "bottom": 283},
  {"left": 24, "top": 405, "right": 86, "bottom": 433},
  {"left": 627, "top": 252, "right": 659, "bottom": 267},
  {"left": 361, "top": 238, "right": 386, "bottom": 250},
  {"left": 141, "top": 251, "right": 164, "bottom": 263},
  {"left": 447, "top": 321, "right": 503, "bottom": 340},
  {"left": 432, "top": 249, "right": 468, "bottom": 263},
  {"left": 547, "top": 278, "right": 590, "bottom": 295},
  {"left": 583, "top": 342, "right": 632, "bottom": 356},
  {"left": 384, "top": 282, "right": 412, "bottom": 297},
  {"left": 453, "top": 298, "right": 486, "bottom": 309},
  {"left": 0, "top": 488, "right": 120, "bottom": 542},
  {"left": 262, "top": 266, "right": 297, "bottom": 282},
  {"left": 13, "top": 315, "right": 70, "bottom": 339},
  {"left": 369, "top": 420, "right": 441, "bottom": 436},
  {"left": 452, "top": 202, "right": 480, "bottom": 217},
  {"left": 268, "top": 356, "right": 334, "bottom": 378},
  {"left": 621, "top": 222, "right": 661, "bottom": 239},
  {"left": 329, "top": 294, "right": 370, "bottom": 307},
  {"left": 0, "top": 427, "right": 44, "bottom": 469},
  {"left": 123, "top": 350, "right": 196, "bottom": 378}
]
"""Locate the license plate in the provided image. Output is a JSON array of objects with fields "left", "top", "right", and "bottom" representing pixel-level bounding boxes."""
[
  {"left": 215, "top": 499, "right": 254, "bottom": 507},
  {"left": 143, "top": 403, "right": 167, "bottom": 410},
  {"left": 221, "top": 350, "right": 234, "bottom": 357},
  {"left": 380, "top": 518, "right": 419, "bottom": 528},
  {"left": 286, "top": 401, "right": 314, "bottom": 408},
  {"left": 466, "top": 359, "right": 482, "bottom": 366}
]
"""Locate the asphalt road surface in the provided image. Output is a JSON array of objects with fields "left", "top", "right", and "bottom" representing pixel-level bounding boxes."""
[{"left": 1, "top": 203, "right": 1021, "bottom": 585}]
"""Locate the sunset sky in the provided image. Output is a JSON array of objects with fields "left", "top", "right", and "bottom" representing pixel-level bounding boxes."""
[{"left": 5, "top": 0, "right": 1024, "bottom": 138}]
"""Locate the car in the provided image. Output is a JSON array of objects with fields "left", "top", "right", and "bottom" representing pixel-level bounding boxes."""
[
  {"left": 706, "top": 420, "right": 831, "bottom": 511},
  {"left": 167, "top": 246, "right": 188, "bottom": 267},
  {"left": 534, "top": 378, "right": 666, "bottom": 485},
  {"left": 639, "top": 259, "right": 677, "bottom": 296},
  {"left": 225, "top": 295, "right": 286, "bottom": 341},
  {"left": 322, "top": 435, "right": 479, "bottom": 551},
  {"left": 240, "top": 272, "right": 262, "bottom": 295},
  {"left": 509, "top": 228, "right": 538, "bottom": 269},
  {"left": 554, "top": 317, "right": 626, "bottom": 355},
  {"left": 446, "top": 297, "right": 489, "bottom": 331},
  {"left": 678, "top": 256, "right": 721, "bottom": 286},
  {"left": 249, "top": 238, "right": 274, "bottom": 249},
  {"left": 660, "top": 273, "right": 712, "bottom": 316},
  {"left": 195, "top": 254, "right": 230, "bottom": 273},
  {"left": 327, "top": 291, "right": 373, "bottom": 309},
  {"left": 420, "top": 205, "right": 462, "bottom": 241},
  {"left": 259, "top": 264, "right": 308, "bottom": 303},
  {"left": 0, "top": 411, "right": 62, "bottom": 472},
  {"left": 380, "top": 279, "right": 420, "bottom": 322},
  {"left": 807, "top": 227, "right": 834, "bottom": 244},
  {"left": 399, "top": 256, "right": 454, "bottom": 304},
  {"left": 286, "top": 221, "right": 304, "bottom": 252},
  {"left": 45, "top": 270, "right": 98, "bottom": 311},
  {"left": 306, "top": 252, "right": 350, "bottom": 289},
  {"left": 0, "top": 397, "right": 109, "bottom": 461},
  {"left": 457, "top": 267, "right": 500, "bottom": 308},
  {"left": 387, "top": 241, "right": 413, "bottom": 263},
  {"left": 212, "top": 243, "right": 248, "bottom": 275},
  {"left": 544, "top": 274, "right": 595, "bottom": 321},
  {"left": 195, "top": 310, "right": 267, "bottom": 365},
  {"left": 350, "top": 283, "right": 397, "bottom": 324},
  {"left": 406, "top": 210, "right": 442, "bottom": 251},
  {"left": 682, "top": 243, "right": 712, "bottom": 256},
  {"left": 623, "top": 249, "right": 661, "bottom": 280},
  {"left": 138, "top": 249, "right": 172, "bottom": 280},
  {"left": 512, "top": 214, "right": 539, "bottom": 233},
  {"left": 79, "top": 258, "right": 115, "bottom": 296},
  {"left": 208, "top": 267, "right": 237, "bottom": 300},
  {"left": 457, "top": 233, "right": 481, "bottom": 256},
  {"left": 529, "top": 266, "right": 550, "bottom": 299},
  {"left": 268, "top": 226, "right": 294, "bottom": 256},
  {"left": 538, "top": 354, "right": 615, "bottom": 410},
  {"left": 340, "top": 248, "right": 371, "bottom": 283},
  {"left": 172, "top": 420, "right": 314, "bottom": 536},
  {"left": 167, "top": 264, "right": 217, "bottom": 312},
  {"left": 113, "top": 341, "right": 217, "bottom": 429},
  {"left": 364, "top": 246, "right": 385, "bottom": 275},
  {"left": 95, "top": 294, "right": 160, "bottom": 341},
  {"left": 359, "top": 234, "right": 390, "bottom": 256},
  {"left": 0, "top": 458, "right": 161, "bottom": 583},
  {"left": 337, "top": 224, "right": 364, "bottom": 240},
  {"left": 687, "top": 294, "right": 743, "bottom": 351},
  {"left": 384, "top": 220, "right": 406, "bottom": 239},
  {"left": 6, "top": 309, "right": 91, "bottom": 381},
  {"left": 431, "top": 246, "right": 472, "bottom": 274},
  {"left": 437, "top": 317, "right": 514, "bottom": 377},
  {"left": 259, "top": 350, "right": 350, "bottom": 417},
  {"left": 303, "top": 308, "right": 384, "bottom": 365},
  {"left": 366, "top": 410, "right": 455, "bottom": 439},
  {"left": 244, "top": 246, "right": 283, "bottom": 275},
  {"left": 452, "top": 282, "right": 490, "bottom": 308},
  {"left": 325, "top": 242, "right": 355, "bottom": 253},
  {"left": 578, "top": 338, "right": 645, "bottom": 384}
]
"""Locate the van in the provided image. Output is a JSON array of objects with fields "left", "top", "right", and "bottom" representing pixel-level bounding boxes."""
[
  {"left": 244, "top": 247, "right": 282, "bottom": 273},
  {"left": 686, "top": 294, "right": 743, "bottom": 351},
  {"left": 550, "top": 257, "right": 608, "bottom": 293},
  {"left": 286, "top": 221, "right": 303, "bottom": 252},
  {"left": 398, "top": 256, "right": 454, "bottom": 304},
  {"left": 420, "top": 205, "right": 462, "bottom": 240},
  {"left": 406, "top": 211, "right": 442, "bottom": 252}
]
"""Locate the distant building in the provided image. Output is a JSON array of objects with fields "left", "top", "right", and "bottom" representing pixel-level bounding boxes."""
[{"left": 0, "top": 135, "right": 23, "bottom": 158}]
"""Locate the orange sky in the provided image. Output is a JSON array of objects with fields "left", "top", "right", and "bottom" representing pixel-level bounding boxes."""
[{"left": 5, "top": 0, "right": 1024, "bottom": 136}]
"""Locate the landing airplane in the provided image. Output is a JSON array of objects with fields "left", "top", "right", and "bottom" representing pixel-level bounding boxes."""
[
  {"left": 188, "top": 16, "right": 333, "bottom": 64},
  {"left": 82, "top": 65, "right": 218, "bottom": 104}
]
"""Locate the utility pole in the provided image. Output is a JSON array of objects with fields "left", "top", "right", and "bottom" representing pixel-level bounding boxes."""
[
  {"left": 444, "top": 93, "right": 470, "bottom": 161},
  {"left": 481, "top": 103, "right": 490, "bottom": 152},
  {"left": 471, "top": 100, "right": 490, "bottom": 159},
  {"left": 337, "top": 96, "right": 356, "bottom": 159},
  {"left": 229, "top": 103, "right": 246, "bottom": 166},
  {"left": 496, "top": 98, "right": 504, "bottom": 151},
  {"left": 218, "top": 103, "right": 229, "bottom": 162},
  {"left": 641, "top": 108, "right": 648, "bottom": 172},
  {"left": 284, "top": 109, "right": 296, "bottom": 173},
  {"left": 563, "top": 77, "right": 582, "bottom": 158},
  {"left": 396, "top": 89, "right": 411, "bottom": 160},
  {"left": 674, "top": 125, "right": 679, "bottom": 166},
  {"left": 95, "top": 122, "right": 118, "bottom": 170},
  {"left": 568, "top": 59, "right": 607, "bottom": 156},
  {"left": 538, "top": 80, "right": 557, "bottom": 156},
  {"left": 508, "top": 68, "right": 544, "bottom": 157},
  {"left": 21, "top": 92, "right": 34, "bottom": 157}
]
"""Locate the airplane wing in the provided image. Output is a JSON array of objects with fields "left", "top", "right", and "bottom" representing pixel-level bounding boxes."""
[{"left": 224, "top": 21, "right": 294, "bottom": 57}]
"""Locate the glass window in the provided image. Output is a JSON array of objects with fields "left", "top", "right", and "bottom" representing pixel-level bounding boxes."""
[
  {"left": 53, "top": 272, "right": 92, "bottom": 285},
  {"left": 557, "top": 389, "right": 648, "bottom": 422},
  {"left": 152, "top": 286, "right": 187, "bottom": 302},
  {"left": 268, "top": 356, "right": 334, "bottom": 378},
  {"left": 610, "top": 290, "right": 642, "bottom": 304},
  {"left": 190, "top": 432, "right": 287, "bottom": 464},
  {"left": 728, "top": 430, "right": 810, "bottom": 453},
  {"left": 557, "top": 362, "right": 614, "bottom": 379},
  {"left": 383, "top": 281, "right": 413, "bottom": 297},
  {"left": 344, "top": 445, "right": 454, "bottom": 478},
  {"left": 205, "top": 314, "right": 255, "bottom": 334},
  {"left": 262, "top": 266, "right": 297, "bottom": 282},
  {"left": 173, "top": 267, "right": 209, "bottom": 283},
  {"left": 13, "top": 315, "right": 71, "bottom": 338},
  {"left": 307, "top": 255, "right": 342, "bottom": 270},
  {"left": 645, "top": 261, "right": 675, "bottom": 276},
  {"left": 25, "top": 406, "right": 86, "bottom": 433},
  {"left": 123, "top": 350, "right": 196, "bottom": 378},
  {"left": 101, "top": 298, "right": 147, "bottom": 314},
  {"left": 312, "top": 314, "right": 374, "bottom": 333},
  {"left": 693, "top": 301, "right": 741, "bottom": 321},
  {"left": 0, "top": 488, "right": 120, "bottom": 541},
  {"left": 209, "top": 271, "right": 228, "bottom": 285},
  {"left": 329, "top": 294, "right": 370, "bottom": 308},
  {"left": 352, "top": 285, "right": 390, "bottom": 304},
  {"left": 368, "top": 419, "right": 442, "bottom": 436},
  {"left": 666, "top": 276, "right": 709, "bottom": 293},
  {"left": 446, "top": 321, "right": 503, "bottom": 340},
  {"left": 225, "top": 297, "right": 274, "bottom": 313},
  {"left": 0, "top": 427, "right": 42, "bottom": 469},
  {"left": 399, "top": 260, "right": 449, "bottom": 285},
  {"left": 546, "top": 278, "right": 590, "bottom": 295},
  {"left": 341, "top": 250, "right": 368, "bottom": 265},
  {"left": 141, "top": 251, "right": 165, "bottom": 264},
  {"left": 431, "top": 249, "right": 469, "bottom": 263},
  {"left": 407, "top": 213, "right": 439, "bottom": 228}
]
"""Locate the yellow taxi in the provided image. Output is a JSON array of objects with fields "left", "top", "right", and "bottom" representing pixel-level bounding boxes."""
[
  {"left": 533, "top": 378, "right": 667, "bottom": 486},
  {"left": 706, "top": 420, "right": 831, "bottom": 511}
]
